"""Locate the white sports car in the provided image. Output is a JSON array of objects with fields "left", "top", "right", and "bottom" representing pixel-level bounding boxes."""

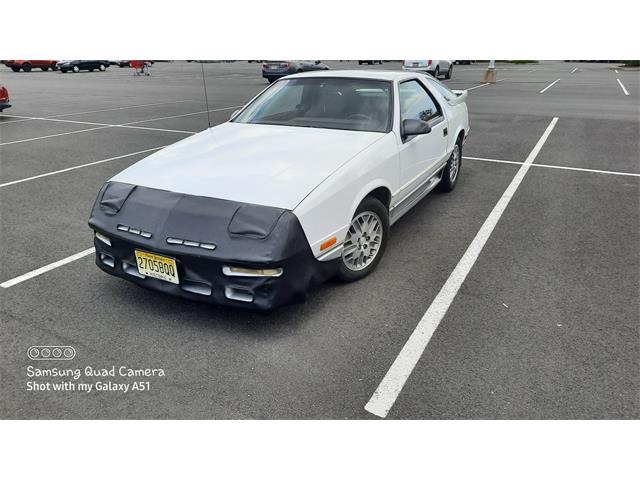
[{"left": 89, "top": 70, "right": 470, "bottom": 311}]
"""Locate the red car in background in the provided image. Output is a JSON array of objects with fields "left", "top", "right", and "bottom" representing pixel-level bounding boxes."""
[
  {"left": 0, "top": 85, "right": 11, "bottom": 112},
  {"left": 3, "top": 60, "right": 59, "bottom": 72}
]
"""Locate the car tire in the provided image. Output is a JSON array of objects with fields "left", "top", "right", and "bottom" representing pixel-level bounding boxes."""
[
  {"left": 11, "top": 67, "right": 20, "bottom": 72},
  {"left": 438, "top": 136, "right": 463, "bottom": 192},
  {"left": 60, "top": 69, "right": 67, "bottom": 73},
  {"left": 22, "top": 63, "right": 32, "bottom": 72},
  {"left": 72, "top": 66, "right": 80, "bottom": 73},
  {"left": 99, "top": 64, "right": 106, "bottom": 71},
  {"left": 444, "top": 64, "right": 453, "bottom": 79},
  {"left": 358, "top": 61, "right": 364, "bottom": 65},
  {"left": 51, "top": 62, "right": 58, "bottom": 71},
  {"left": 41, "top": 66, "right": 50, "bottom": 71},
  {"left": 337, "top": 196, "right": 389, "bottom": 282}
]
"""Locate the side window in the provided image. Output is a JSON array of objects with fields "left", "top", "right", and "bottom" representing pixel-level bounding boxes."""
[
  {"left": 425, "top": 77, "right": 457, "bottom": 102},
  {"left": 399, "top": 80, "right": 442, "bottom": 123}
]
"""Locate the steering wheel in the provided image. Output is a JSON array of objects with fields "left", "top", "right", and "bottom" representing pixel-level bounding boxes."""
[{"left": 347, "top": 113, "right": 371, "bottom": 122}]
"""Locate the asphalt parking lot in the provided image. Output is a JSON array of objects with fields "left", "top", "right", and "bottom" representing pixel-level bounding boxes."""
[{"left": 1, "top": 60, "right": 638, "bottom": 419}]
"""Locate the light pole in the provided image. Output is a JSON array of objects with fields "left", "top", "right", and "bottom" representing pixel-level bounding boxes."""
[{"left": 483, "top": 59, "right": 497, "bottom": 83}]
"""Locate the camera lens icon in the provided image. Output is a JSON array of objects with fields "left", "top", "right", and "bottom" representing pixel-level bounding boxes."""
[{"left": 28, "top": 345, "right": 75, "bottom": 361}]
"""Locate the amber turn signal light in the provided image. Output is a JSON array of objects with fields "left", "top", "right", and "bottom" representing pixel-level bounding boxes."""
[{"left": 320, "top": 237, "right": 337, "bottom": 251}]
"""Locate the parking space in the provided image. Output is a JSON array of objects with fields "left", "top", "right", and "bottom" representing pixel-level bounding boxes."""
[
  {"left": 390, "top": 165, "right": 639, "bottom": 419},
  {"left": 0, "top": 60, "right": 638, "bottom": 419},
  {"left": 0, "top": 127, "right": 189, "bottom": 184}
]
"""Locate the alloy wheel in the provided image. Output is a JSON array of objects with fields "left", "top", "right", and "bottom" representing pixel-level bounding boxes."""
[
  {"left": 342, "top": 211, "right": 383, "bottom": 271},
  {"left": 449, "top": 144, "right": 460, "bottom": 182}
]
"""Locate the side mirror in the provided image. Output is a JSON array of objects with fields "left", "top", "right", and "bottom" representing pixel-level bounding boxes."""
[
  {"left": 230, "top": 109, "right": 240, "bottom": 120},
  {"left": 402, "top": 118, "right": 431, "bottom": 138}
]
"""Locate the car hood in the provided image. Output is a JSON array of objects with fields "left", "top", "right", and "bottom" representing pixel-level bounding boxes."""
[{"left": 111, "top": 122, "right": 385, "bottom": 210}]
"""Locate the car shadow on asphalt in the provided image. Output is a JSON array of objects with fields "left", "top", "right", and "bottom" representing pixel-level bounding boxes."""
[{"left": 99, "top": 272, "right": 343, "bottom": 335}]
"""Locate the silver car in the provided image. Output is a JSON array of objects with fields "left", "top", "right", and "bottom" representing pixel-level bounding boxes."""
[{"left": 402, "top": 60, "right": 453, "bottom": 79}]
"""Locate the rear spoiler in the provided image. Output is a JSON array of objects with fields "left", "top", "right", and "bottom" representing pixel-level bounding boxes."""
[{"left": 449, "top": 89, "right": 468, "bottom": 105}]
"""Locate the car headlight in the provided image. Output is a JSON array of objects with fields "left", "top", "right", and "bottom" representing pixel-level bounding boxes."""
[
  {"left": 95, "top": 231, "right": 111, "bottom": 246},
  {"left": 99, "top": 182, "right": 136, "bottom": 215},
  {"left": 223, "top": 266, "right": 283, "bottom": 277},
  {"left": 228, "top": 205, "right": 285, "bottom": 239}
]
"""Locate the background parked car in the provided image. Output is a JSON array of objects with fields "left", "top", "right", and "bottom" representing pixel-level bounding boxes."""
[
  {"left": 402, "top": 60, "right": 453, "bottom": 79},
  {"left": 262, "top": 60, "right": 329, "bottom": 83},
  {"left": 57, "top": 60, "right": 110, "bottom": 73},
  {"left": 358, "top": 60, "right": 383, "bottom": 65},
  {"left": 454, "top": 60, "right": 472, "bottom": 65},
  {"left": 0, "top": 84, "right": 10, "bottom": 112},
  {"left": 109, "top": 60, "right": 131, "bottom": 67},
  {"left": 3, "top": 60, "right": 59, "bottom": 72}
]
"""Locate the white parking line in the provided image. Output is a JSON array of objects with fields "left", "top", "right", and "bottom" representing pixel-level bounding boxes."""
[
  {"left": 0, "top": 248, "right": 95, "bottom": 289},
  {"left": 0, "top": 146, "right": 166, "bottom": 188},
  {"left": 616, "top": 79, "right": 630, "bottom": 96},
  {"left": 463, "top": 156, "right": 640, "bottom": 178},
  {"left": 0, "top": 100, "right": 198, "bottom": 125},
  {"left": 615, "top": 69, "right": 619, "bottom": 74},
  {"left": 0, "top": 105, "right": 241, "bottom": 145},
  {"left": 0, "top": 125, "right": 112, "bottom": 146},
  {"left": 466, "top": 78, "right": 507, "bottom": 91},
  {"left": 0, "top": 115, "right": 197, "bottom": 138},
  {"left": 49, "top": 99, "right": 198, "bottom": 119},
  {"left": 0, "top": 117, "right": 36, "bottom": 125},
  {"left": 123, "top": 106, "right": 243, "bottom": 125},
  {"left": 570, "top": 68, "right": 578, "bottom": 74},
  {"left": 539, "top": 79, "right": 561, "bottom": 94},
  {"left": 364, "top": 117, "right": 559, "bottom": 418},
  {"left": 115, "top": 124, "right": 195, "bottom": 134},
  {"left": 466, "top": 83, "right": 490, "bottom": 91}
]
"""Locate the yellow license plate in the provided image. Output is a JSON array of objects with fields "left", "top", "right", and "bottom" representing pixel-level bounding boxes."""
[{"left": 134, "top": 250, "right": 179, "bottom": 284}]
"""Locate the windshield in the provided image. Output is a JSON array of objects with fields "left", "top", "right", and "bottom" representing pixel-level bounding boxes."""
[{"left": 233, "top": 77, "right": 393, "bottom": 133}]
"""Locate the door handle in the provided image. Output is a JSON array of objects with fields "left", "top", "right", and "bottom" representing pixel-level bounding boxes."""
[{"left": 443, "top": 128, "right": 448, "bottom": 137}]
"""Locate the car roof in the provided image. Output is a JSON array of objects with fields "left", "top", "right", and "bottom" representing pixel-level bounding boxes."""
[{"left": 284, "top": 69, "right": 419, "bottom": 82}]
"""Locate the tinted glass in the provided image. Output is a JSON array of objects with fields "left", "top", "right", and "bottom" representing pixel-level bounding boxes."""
[
  {"left": 399, "top": 80, "right": 441, "bottom": 123},
  {"left": 424, "top": 76, "right": 457, "bottom": 102},
  {"left": 233, "top": 78, "right": 393, "bottom": 133}
]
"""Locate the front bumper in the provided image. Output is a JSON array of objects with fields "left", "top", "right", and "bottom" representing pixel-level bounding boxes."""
[
  {"left": 89, "top": 182, "right": 338, "bottom": 312},
  {"left": 0, "top": 102, "right": 10, "bottom": 110}
]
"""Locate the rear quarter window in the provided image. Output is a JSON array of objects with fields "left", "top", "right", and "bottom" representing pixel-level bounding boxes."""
[{"left": 424, "top": 76, "right": 457, "bottom": 102}]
